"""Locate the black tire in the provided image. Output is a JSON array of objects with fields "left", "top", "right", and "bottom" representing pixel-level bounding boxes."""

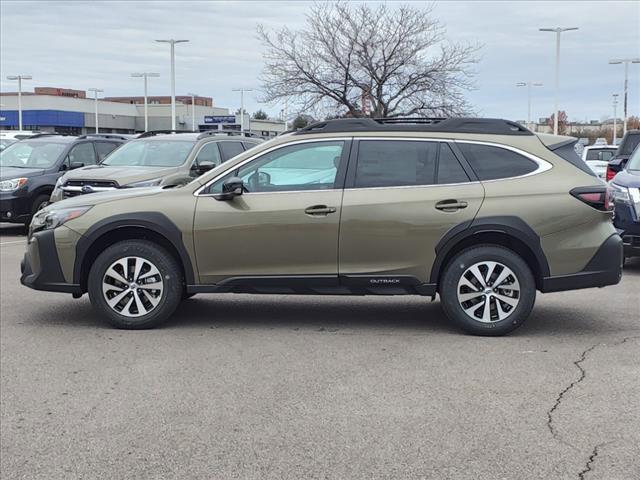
[
  {"left": 26, "top": 194, "right": 50, "bottom": 226},
  {"left": 88, "top": 240, "right": 183, "bottom": 329},
  {"left": 439, "top": 245, "right": 536, "bottom": 336}
]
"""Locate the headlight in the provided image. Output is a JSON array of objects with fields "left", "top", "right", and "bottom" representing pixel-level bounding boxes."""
[
  {"left": 125, "top": 178, "right": 163, "bottom": 188},
  {"left": 30, "top": 206, "right": 92, "bottom": 234},
  {"left": 608, "top": 182, "right": 631, "bottom": 204},
  {"left": 0, "top": 177, "right": 28, "bottom": 192}
]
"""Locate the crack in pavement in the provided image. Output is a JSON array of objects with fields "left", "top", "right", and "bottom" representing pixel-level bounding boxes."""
[
  {"left": 577, "top": 443, "right": 606, "bottom": 480},
  {"left": 546, "top": 343, "right": 600, "bottom": 447},
  {"left": 545, "top": 336, "right": 639, "bottom": 478}
]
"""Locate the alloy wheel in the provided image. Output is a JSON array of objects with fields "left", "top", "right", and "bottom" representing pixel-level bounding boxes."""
[
  {"left": 101, "top": 256, "right": 164, "bottom": 317},
  {"left": 456, "top": 261, "right": 521, "bottom": 323}
]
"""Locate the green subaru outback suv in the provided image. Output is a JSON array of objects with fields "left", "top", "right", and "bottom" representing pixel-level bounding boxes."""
[{"left": 21, "top": 118, "right": 623, "bottom": 335}]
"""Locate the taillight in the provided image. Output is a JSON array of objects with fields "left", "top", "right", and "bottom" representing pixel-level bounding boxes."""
[
  {"left": 570, "top": 186, "right": 613, "bottom": 212},
  {"left": 606, "top": 166, "right": 616, "bottom": 182}
]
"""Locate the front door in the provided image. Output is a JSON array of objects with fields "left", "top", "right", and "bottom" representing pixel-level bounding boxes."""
[
  {"left": 339, "top": 139, "right": 484, "bottom": 285},
  {"left": 193, "top": 139, "right": 349, "bottom": 285}
]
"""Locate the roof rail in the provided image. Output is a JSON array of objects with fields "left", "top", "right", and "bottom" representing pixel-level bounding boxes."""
[
  {"left": 196, "top": 130, "right": 260, "bottom": 140},
  {"left": 76, "top": 133, "right": 133, "bottom": 141},
  {"left": 28, "top": 132, "right": 69, "bottom": 139},
  {"left": 137, "top": 130, "right": 197, "bottom": 138},
  {"left": 294, "top": 117, "right": 533, "bottom": 136}
]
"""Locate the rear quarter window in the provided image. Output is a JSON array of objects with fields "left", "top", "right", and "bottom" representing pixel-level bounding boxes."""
[{"left": 456, "top": 143, "right": 538, "bottom": 180}]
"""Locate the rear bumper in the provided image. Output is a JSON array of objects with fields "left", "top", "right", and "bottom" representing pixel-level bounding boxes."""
[
  {"left": 20, "top": 229, "right": 82, "bottom": 295},
  {"left": 541, "top": 233, "right": 623, "bottom": 293}
]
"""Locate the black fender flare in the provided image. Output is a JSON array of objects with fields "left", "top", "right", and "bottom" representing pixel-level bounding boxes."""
[
  {"left": 429, "top": 215, "right": 550, "bottom": 285},
  {"left": 73, "top": 212, "right": 196, "bottom": 286}
]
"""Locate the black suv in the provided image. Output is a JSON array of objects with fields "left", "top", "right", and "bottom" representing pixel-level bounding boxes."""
[
  {"left": 606, "top": 129, "right": 640, "bottom": 181},
  {"left": 0, "top": 133, "right": 127, "bottom": 225}
]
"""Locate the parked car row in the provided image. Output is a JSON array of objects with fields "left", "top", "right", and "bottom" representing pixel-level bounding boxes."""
[
  {"left": 19, "top": 117, "right": 624, "bottom": 336},
  {"left": 0, "top": 131, "right": 262, "bottom": 225}
]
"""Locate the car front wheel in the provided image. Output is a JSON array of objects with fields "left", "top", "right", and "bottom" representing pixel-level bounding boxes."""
[
  {"left": 440, "top": 245, "right": 536, "bottom": 336},
  {"left": 88, "top": 240, "right": 183, "bottom": 329}
]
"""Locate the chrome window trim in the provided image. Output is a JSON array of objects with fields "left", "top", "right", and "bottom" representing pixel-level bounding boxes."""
[{"left": 194, "top": 137, "right": 349, "bottom": 196}]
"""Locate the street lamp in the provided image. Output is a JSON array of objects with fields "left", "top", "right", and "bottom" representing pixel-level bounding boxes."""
[
  {"left": 613, "top": 94, "right": 620, "bottom": 145},
  {"left": 539, "top": 27, "right": 579, "bottom": 135},
  {"left": 609, "top": 58, "right": 640, "bottom": 135},
  {"left": 88, "top": 88, "right": 103, "bottom": 133},
  {"left": 232, "top": 88, "right": 253, "bottom": 133},
  {"left": 187, "top": 92, "right": 197, "bottom": 131},
  {"left": 131, "top": 72, "right": 160, "bottom": 132},
  {"left": 6, "top": 74, "right": 32, "bottom": 131},
  {"left": 155, "top": 39, "right": 189, "bottom": 130},
  {"left": 516, "top": 81, "right": 543, "bottom": 130}
]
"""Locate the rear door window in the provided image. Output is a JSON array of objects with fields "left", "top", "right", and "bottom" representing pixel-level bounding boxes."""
[
  {"left": 219, "top": 141, "right": 245, "bottom": 161},
  {"left": 355, "top": 140, "right": 438, "bottom": 188},
  {"left": 437, "top": 143, "right": 470, "bottom": 184},
  {"left": 456, "top": 143, "right": 537, "bottom": 180}
]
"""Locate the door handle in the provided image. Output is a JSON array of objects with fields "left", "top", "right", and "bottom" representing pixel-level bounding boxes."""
[
  {"left": 305, "top": 205, "right": 337, "bottom": 215},
  {"left": 435, "top": 199, "right": 468, "bottom": 211}
]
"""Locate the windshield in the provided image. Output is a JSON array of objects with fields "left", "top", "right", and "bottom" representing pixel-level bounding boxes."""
[
  {"left": 627, "top": 145, "right": 640, "bottom": 170},
  {"left": 0, "top": 139, "right": 17, "bottom": 150},
  {"left": 620, "top": 133, "right": 640, "bottom": 156},
  {"left": 102, "top": 140, "right": 195, "bottom": 167},
  {"left": 0, "top": 141, "right": 67, "bottom": 168}
]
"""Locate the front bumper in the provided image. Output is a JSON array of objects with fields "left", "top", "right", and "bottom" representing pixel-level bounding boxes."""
[
  {"left": 541, "top": 233, "right": 623, "bottom": 292},
  {"left": 613, "top": 201, "right": 640, "bottom": 258},
  {"left": 20, "top": 229, "right": 82, "bottom": 295},
  {"left": 0, "top": 194, "right": 31, "bottom": 223}
]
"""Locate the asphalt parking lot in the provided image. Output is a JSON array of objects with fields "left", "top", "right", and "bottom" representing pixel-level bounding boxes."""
[{"left": 1, "top": 223, "right": 638, "bottom": 480}]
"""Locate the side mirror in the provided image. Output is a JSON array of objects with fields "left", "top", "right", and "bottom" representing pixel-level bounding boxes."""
[
  {"left": 69, "top": 161, "right": 85, "bottom": 170},
  {"left": 195, "top": 160, "right": 215, "bottom": 175},
  {"left": 213, "top": 177, "right": 244, "bottom": 201}
]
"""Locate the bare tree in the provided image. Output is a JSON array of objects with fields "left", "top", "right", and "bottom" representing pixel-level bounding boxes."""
[{"left": 258, "top": 2, "right": 480, "bottom": 118}]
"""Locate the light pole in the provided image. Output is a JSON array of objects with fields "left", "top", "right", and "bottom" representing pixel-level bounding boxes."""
[
  {"left": 131, "top": 72, "right": 160, "bottom": 132},
  {"left": 155, "top": 39, "right": 189, "bottom": 130},
  {"left": 516, "top": 81, "right": 543, "bottom": 130},
  {"left": 539, "top": 27, "right": 578, "bottom": 135},
  {"left": 187, "top": 92, "right": 197, "bottom": 131},
  {"left": 609, "top": 58, "right": 640, "bottom": 135},
  {"left": 232, "top": 88, "right": 253, "bottom": 133},
  {"left": 88, "top": 88, "right": 103, "bottom": 133},
  {"left": 6, "top": 74, "right": 32, "bottom": 131},
  {"left": 613, "top": 93, "right": 619, "bottom": 145}
]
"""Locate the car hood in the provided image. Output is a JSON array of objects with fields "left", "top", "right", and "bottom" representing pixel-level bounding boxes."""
[
  {"left": 43, "top": 185, "right": 169, "bottom": 210},
  {"left": 61, "top": 165, "right": 180, "bottom": 186},
  {"left": 0, "top": 166, "right": 45, "bottom": 180},
  {"left": 613, "top": 169, "right": 640, "bottom": 188}
]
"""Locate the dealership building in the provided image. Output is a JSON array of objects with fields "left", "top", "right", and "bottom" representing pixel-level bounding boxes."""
[{"left": 0, "top": 87, "right": 286, "bottom": 137}]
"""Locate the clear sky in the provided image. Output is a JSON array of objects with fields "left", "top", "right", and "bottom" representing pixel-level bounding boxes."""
[{"left": 1, "top": 0, "right": 638, "bottom": 122}]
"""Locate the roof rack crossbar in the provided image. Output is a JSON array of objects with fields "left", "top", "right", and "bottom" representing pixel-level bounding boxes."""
[{"left": 294, "top": 117, "right": 533, "bottom": 136}]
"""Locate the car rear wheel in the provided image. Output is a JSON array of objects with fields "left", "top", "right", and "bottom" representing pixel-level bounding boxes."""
[
  {"left": 440, "top": 245, "right": 536, "bottom": 336},
  {"left": 88, "top": 240, "right": 183, "bottom": 329}
]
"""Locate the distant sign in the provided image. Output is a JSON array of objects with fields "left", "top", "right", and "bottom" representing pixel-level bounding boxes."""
[{"left": 204, "top": 115, "right": 236, "bottom": 124}]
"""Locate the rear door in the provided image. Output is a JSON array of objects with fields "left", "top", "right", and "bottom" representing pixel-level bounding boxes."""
[{"left": 338, "top": 138, "right": 484, "bottom": 285}]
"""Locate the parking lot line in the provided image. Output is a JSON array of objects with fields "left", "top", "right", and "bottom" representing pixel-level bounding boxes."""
[{"left": 0, "top": 240, "right": 26, "bottom": 246}]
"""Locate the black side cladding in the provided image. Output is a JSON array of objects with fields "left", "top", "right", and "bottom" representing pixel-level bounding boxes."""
[{"left": 548, "top": 139, "right": 597, "bottom": 177}]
